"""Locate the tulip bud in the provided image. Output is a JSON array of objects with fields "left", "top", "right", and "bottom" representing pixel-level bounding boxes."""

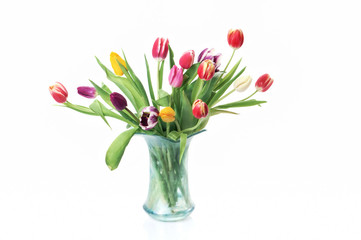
[
  {"left": 233, "top": 75, "right": 252, "bottom": 92},
  {"left": 77, "top": 86, "right": 97, "bottom": 99},
  {"left": 168, "top": 65, "right": 183, "bottom": 88},
  {"left": 159, "top": 107, "right": 176, "bottom": 123},
  {"left": 49, "top": 82, "right": 68, "bottom": 103},
  {"left": 152, "top": 37, "right": 169, "bottom": 61},
  {"left": 227, "top": 29, "right": 244, "bottom": 49},
  {"left": 179, "top": 50, "right": 195, "bottom": 69},
  {"left": 110, "top": 52, "right": 127, "bottom": 76},
  {"left": 255, "top": 74, "right": 274, "bottom": 92},
  {"left": 140, "top": 106, "right": 159, "bottom": 130},
  {"left": 197, "top": 59, "right": 215, "bottom": 81},
  {"left": 198, "top": 48, "right": 215, "bottom": 62},
  {"left": 110, "top": 92, "right": 128, "bottom": 111},
  {"left": 192, "top": 99, "right": 209, "bottom": 119}
]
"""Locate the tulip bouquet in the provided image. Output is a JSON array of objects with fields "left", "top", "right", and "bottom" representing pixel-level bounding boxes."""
[
  {"left": 49, "top": 29, "right": 273, "bottom": 171},
  {"left": 50, "top": 29, "right": 273, "bottom": 220}
]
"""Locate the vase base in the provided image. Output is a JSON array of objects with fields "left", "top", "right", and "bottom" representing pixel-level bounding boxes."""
[{"left": 143, "top": 204, "right": 195, "bottom": 222}]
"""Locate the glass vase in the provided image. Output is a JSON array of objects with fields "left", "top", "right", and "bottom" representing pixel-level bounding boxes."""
[{"left": 139, "top": 131, "right": 203, "bottom": 222}]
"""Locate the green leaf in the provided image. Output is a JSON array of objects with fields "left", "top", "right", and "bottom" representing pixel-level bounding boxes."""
[
  {"left": 101, "top": 83, "right": 112, "bottom": 94},
  {"left": 210, "top": 108, "right": 239, "bottom": 116},
  {"left": 122, "top": 51, "right": 150, "bottom": 105},
  {"left": 106, "top": 128, "right": 138, "bottom": 170},
  {"left": 214, "top": 99, "right": 267, "bottom": 109},
  {"left": 159, "top": 60, "right": 165, "bottom": 89},
  {"left": 96, "top": 57, "right": 146, "bottom": 112},
  {"left": 215, "top": 58, "right": 242, "bottom": 91},
  {"left": 62, "top": 102, "right": 97, "bottom": 115},
  {"left": 144, "top": 55, "right": 155, "bottom": 105},
  {"left": 169, "top": 45, "right": 175, "bottom": 69},
  {"left": 180, "top": 90, "right": 197, "bottom": 129},
  {"left": 168, "top": 131, "right": 180, "bottom": 141},
  {"left": 89, "top": 79, "right": 112, "bottom": 107},
  {"left": 208, "top": 66, "right": 246, "bottom": 107},
  {"left": 200, "top": 72, "right": 221, "bottom": 103},
  {"left": 89, "top": 100, "right": 111, "bottom": 128},
  {"left": 179, "top": 133, "right": 187, "bottom": 164},
  {"left": 191, "top": 78, "right": 204, "bottom": 103},
  {"left": 181, "top": 63, "right": 200, "bottom": 89}
]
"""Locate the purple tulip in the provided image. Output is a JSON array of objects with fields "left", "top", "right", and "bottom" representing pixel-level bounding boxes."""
[
  {"left": 140, "top": 106, "right": 159, "bottom": 130},
  {"left": 168, "top": 65, "right": 183, "bottom": 88},
  {"left": 197, "top": 48, "right": 215, "bottom": 62},
  {"left": 198, "top": 48, "right": 222, "bottom": 71},
  {"left": 77, "top": 86, "right": 97, "bottom": 99},
  {"left": 110, "top": 92, "right": 127, "bottom": 111}
]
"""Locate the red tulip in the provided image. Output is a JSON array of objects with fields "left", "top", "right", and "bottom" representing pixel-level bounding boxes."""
[
  {"left": 227, "top": 29, "right": 244, "bottom": 49},
  {"left": 152, "top": 37, "right": 169, "bottom": 61},
  {"left": 49, "top": 82, "right": 68, "bottom": 103},
  {"left": 197, "top": 59, "right": 215, "bottom": 81},
  {"left": 255, "top": 74, "right": 274, "bottom": 92},
  {"left": 179, "top": 50, "right": 195, "bottom": 69},
  {"left": 192, "top": 99, "right": 209, "bottom": 119}
]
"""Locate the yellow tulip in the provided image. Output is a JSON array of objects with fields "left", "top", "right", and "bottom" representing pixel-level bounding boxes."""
[
  {"left": 110, "top": 52, "right": 127, "bottom": 76},
  {"left": 159, "top": 107, "right": 176, "bottom": 123}
]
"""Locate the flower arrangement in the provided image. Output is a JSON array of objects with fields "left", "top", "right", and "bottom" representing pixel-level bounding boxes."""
[{"left": 49, "top": 29, "right": 273, "bottom": 171}]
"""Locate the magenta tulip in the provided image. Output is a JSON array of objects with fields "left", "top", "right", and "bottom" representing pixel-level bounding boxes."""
[
  {"left": 168, "top": 65, "right": 183, "bottom": 88},
  {"left": 152, "top": 37, "right": 169, "bottom": 61}
]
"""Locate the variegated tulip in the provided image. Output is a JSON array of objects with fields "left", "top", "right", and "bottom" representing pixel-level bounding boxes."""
[
  {"left": 159, "top": 107, "right": 176, "bottom": 123},
  {"left": 192, "top": 99, "right": 209, "bottom": 119},
  {"left": 49, "top": 82, "right": 68, "bottom": 103},
  {"left": 140, "top": 106, "right": 159, "bottom": 130},
  {"left": 255, "top": 74, "right": 274, "bottom": 92},
  {"left": 152, "top": 37, "right": 169, "bottom": 61},
  {"left": 110, "top": 52, "right": 127, "bottom": 76},
  {"left": 179, "top": 50, "right": 195, "bottom": 69},
  {"left": 227, "top": 29, "right": 244, "bottom": 49},
  {"left": 233, "top": 75, "right": 252, "bottom": 92},
  {"left": 197, "top": 59, "right": 215, "bottom": 81}
]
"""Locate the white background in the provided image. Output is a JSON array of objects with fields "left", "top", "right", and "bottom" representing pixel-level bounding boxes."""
[{"left": 1, "top": 0, "right": 361, "bottom": 239}]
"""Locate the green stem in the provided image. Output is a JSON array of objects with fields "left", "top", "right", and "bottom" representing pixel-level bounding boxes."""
[
  {"left": 241, "top": 90, "right": 258, "bottom": 101},
  {"left": 157, "top": 61, "right": 160, "bottom": 98},
  {"left": 174, "top": 119, "right": 181, "bottom": 132},
  {"left": 215, "top": 88, "right": 236, "bottom": 105},
  {"left": 125, "top": 107, "right": 139, "bottom": 123},
  {"left": 166, "top": 122, "right": 170, "bottom": 136},
  {"left": 221, "top": 49, "right": 236, "bottom": 79}
]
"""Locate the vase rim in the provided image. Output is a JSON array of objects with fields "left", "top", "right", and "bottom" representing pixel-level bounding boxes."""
[{"left": 136, "top": 129, "right": 206, "bottom": 143}]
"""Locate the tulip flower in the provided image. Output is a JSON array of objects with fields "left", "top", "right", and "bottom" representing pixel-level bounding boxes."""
[
  {"left": 110, "top": 52, "right": 127, "bottom": 76},
  {"left": 110, "top": 92, "right": 128, "bottom": 111},
  {"left": 198, "top": 48, "right": 215, "bottom": 62},
  {"left": 49, "top": 82, "right": 68, "bottom": 103},
  {"left": 255, "top": 74, "right": 274, "bottom": 92},
  {"left": 192, "top": 99, "right": 209, "bottom": 119},
  {"left": 197, "top": 59, "right": 216, "bottom": 81},
  {"left": 227, "top": 29, "right": 244, "bottom": 49},
  {"left": 233, "top": 75, "right": 252, "bottom": 92},
  {"left": 168, "top": 65, "right": 183, "bottom": 88},
  {"left": 152, "top": 37, "right": 169, "bottom": 61},
  {"left": 140, "top": 106, "right": 159, "bottom": 130},
  {"left": 159, "top": 107, "right": 176, "bottom": 123},
  {"left": 179, "top": 50, "right": 195, "bottom": 69},
  {"left": 77, "top": 86, "right": 97, "bottom": 99}
]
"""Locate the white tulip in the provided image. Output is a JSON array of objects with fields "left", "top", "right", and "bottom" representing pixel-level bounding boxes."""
[{"left": 233, "top": 75, "right": 252, "bottom": 92}]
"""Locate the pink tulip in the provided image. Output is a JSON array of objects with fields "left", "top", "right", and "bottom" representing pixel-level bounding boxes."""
[
  {"left": 152, "top": 37, "right": 169, "bottom": 61},
  {"left": 255, "top": 74, "right": 274, "bottom": 92},
  {"left": 168, "top": 65, "right": 183, "bottom": 88},
  {"left": 227, "top": 29, "right": 244, "bottom": 49},
  {"left": 197, "top": 59, "right": 215, "bottom": 81},
  {"left": 192, "top": 99, "right": 209, "bottom": 119},
  {"left": 49, "top": 82, "right": 68, "bottom": 103},
  {"left": 179, "top": 50, "right": 195, "bottom": 69}
]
